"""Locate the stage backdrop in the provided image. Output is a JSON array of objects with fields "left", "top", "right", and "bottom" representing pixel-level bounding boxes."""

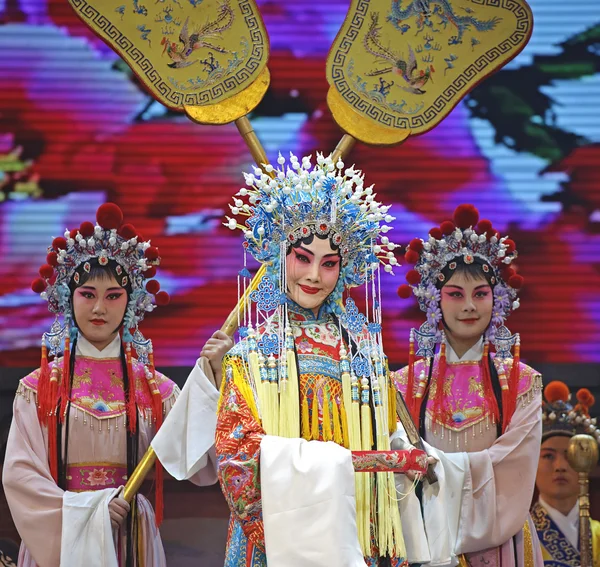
[{"left": 0, "top": 0, "right": 599, "bottom": 368}]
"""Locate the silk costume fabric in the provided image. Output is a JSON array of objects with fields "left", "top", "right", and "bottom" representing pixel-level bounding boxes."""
[
  {"left": 392, "top": 341, "right": 545, "bottom": 567},
  {"left": 2, "top": 334, "right": 215, "bottom": 567},
  {"left": 531, "top": 500, "right": 600, "bottom": 567},
  {"left": 215, "top": 304, "right": 408, "bottom": 567}
]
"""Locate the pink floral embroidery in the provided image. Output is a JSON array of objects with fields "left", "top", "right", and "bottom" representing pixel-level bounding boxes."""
[
  {"left": 87, "top": 468, "right": 111, "bottom": 487},
  {"left": 297, "top": 339, "right": 312, "bottom": 353}
]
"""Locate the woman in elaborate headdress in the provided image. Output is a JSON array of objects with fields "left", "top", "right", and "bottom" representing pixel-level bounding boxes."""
[
  {"left": 533, "top": 381, "right": 600, "bottom": 566},
  {"left": 393, "top": 204, "right": 544, "bottom": 566},
  {"left": 2, "top": 203, "right": 221, "bottom": 567},
  {"left": 216, "top": 152, "right": 427, "bottom": 567}
]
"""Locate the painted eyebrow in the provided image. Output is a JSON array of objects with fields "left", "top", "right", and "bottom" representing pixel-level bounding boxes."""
[
  {"left": 443, "top": 284, "right": 491, "bottom": 291},
  {"left": 297, "top": 246, "right": 339, "bottom": 259},
  {"left": 78, "top": 286, "right": 123, "bottom": 291}
]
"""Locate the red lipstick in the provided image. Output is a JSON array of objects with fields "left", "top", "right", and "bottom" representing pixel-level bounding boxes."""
[{"left": 299, "top": 285, "right": 320, "bottom": 295}]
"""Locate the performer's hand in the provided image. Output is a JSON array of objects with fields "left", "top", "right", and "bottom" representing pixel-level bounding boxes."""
[
  {"left": 405, "top": 455, "right": 437, "bottom": 482},
  {"left": 200, "top": 330, "right": 234, "bottom": 389},
  {"left": 108, "top": 497, "right": 131, "bottom": 530}
]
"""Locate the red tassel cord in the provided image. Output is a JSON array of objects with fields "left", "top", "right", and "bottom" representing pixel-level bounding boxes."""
[
  {"left": 147, "top": 350, "right": 164, "bottom": 526},
  {"left": 59, "top": 335, "right": 71, "bottom": 423},
  {"left": 125, "top": 341, "right": 137, "bottom": 435},
  {"left": 406, "top": 331, "right": 417, "bottom": 423},
  {"left": 501, "top": 336, "right": 520, "bottom": 434},
  {"left": 37, "top": 343, "right": 52, "bottom": 425},
  {"left": 480, "top": 341, "right": 500, "bottom": 427},
  {"left": 47, "top": 366, "right": 60, "bottom": 482},
  {"left": 431, "top": 342, "right": 447, "bottom": 425}
]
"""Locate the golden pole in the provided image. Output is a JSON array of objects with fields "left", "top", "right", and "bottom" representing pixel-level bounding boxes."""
[
  {"left": 123, "top": 262, "right": 267, "bottom": 502},
  {"left": 567, "top": 433, "right": 599, "bottom": 567},
  {"left": 235, "top": 116, "right": 270, "bottom": 172},
  {"left": 330, "top": 134, "right": 357, "bottom": 164}
]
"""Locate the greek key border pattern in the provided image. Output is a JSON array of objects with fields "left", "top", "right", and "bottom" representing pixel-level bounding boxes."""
[
  {"left": 69, "top": 0, "right": 266, "bottom": 107},
  {"left": 330, "top": 0, "right": 532, "bottom": 130}
]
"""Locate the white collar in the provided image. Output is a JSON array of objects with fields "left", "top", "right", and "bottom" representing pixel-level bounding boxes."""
[
  {"left": 539, "top": 496, "right": 579, "bottom": 549},
  {"left": 445, "top": 337, "right": 484, "bottom": 363},
  {"left": 76, "top": 333, "right": 121, "bottom": 359}
]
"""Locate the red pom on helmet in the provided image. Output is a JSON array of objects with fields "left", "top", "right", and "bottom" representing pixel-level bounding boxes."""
[
  {"left": 31, "top": 278, "right": 47, "bottom": 293},
  {"left": 477, "top": 219, "right": 493, "bottom": 235},
  {"left": 503, "top": 238, "right": 516, "bottom": 253},
  {"left": 544, "top": 381, "right": 570, "bottom": 404},
  {"left": 39, "top": 264, "right": 54, "bottom": 279},
  {"left": 155, "top": 291, "right": 170, "bottom": 306},
  {"left": 96, "top": 203, "right": 124, "bottom": 230},
  {"left": 69, "top": 228, "right": 79, "bottom": 239},
  {"left": 144, "top": 246, "right": 159, "bottom": 261},
  {"left": 440, "top": 220, "right": 455, "bottom": 236},
  {"left": 508, "top": 274, "right": 524, "bottom": 289},
  {"left": 453, "top": 204, "right": 479, "bottom": 229},
  {"left": 79, "top": 221, "right": 95, "bottom": 238},
  {"left": 52, "top": 237, "right": 67, "bottom": 251},
  {"left": 576, "top": 388, "right": 595, "bottom": 408},
  {"left": 397, "top": 284, "right": 412, "bottom": 299},
  {"left": 406, "top": 269, "right": 422, "bottom": 285},
  {"left": 46, "top": 251, "right": 58, "bottom": 267},
  {"left": 404, "top": 249, "right": 420, "bottom": 264},
  {"left": 501, "top": 266, "right": 515, "bottom": 281},
  {"left": 146, "top": 280, "right": 160, "bottom": 295},
  {"left": 118, "top": 223, "right": 137, "bottom": 240},
  {"left": 408, "top": 238, "right": 424, "bottom": 252},
  {"left": 143, "top": 266, "right": 157, "bottom": 279},
  {"left": 429, "top": 227, "right": 443, "bottom": 240}
]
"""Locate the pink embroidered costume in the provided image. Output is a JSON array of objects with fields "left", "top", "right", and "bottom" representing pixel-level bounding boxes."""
[
  {"left": 216, "top": 153, "right": 427, "bottom": 567},
  {"left": 392, "top": 204, "right": 544, "bottom": 567},
  {"left": 2, "top": 203, "right": 215, "bottom": 567}
]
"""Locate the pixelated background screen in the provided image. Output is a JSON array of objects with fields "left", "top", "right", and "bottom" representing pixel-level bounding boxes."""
[{"left": 0, "top": 0, "right": 599, "bottom": 368}]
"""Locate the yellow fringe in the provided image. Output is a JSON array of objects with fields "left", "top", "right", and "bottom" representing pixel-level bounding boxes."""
[
  {"left": 269, "top": 381, "right": 279, "bottom": 436},
  {"left": 311, "top": 392, "right": 320, "bottom": 440},
  {"left": 227, "top": 357, "right": 261, "bottom": 423},
  {"left": 388, "top": 379, "right": 397, "bottom": 436},
  {"left": 340, "top": 401, "right": 349, "bottom": 449},
  {"left": 341, "top": 371, "right": 355, "bottom": 447},
  {"left": 332, "top": 397, "right": 344, "bottom": 446},
  {"left": 322, "top": 388, "right": 333, "bottom": 442},
  {"left": 361, "top": 403, "right": 373, "bottom": 450},
  {"left": 301, "top": 395, "right": 310, "bottom": 440},
  {"left": 279, "top": 349, "right": 300, "bottom": 438}
]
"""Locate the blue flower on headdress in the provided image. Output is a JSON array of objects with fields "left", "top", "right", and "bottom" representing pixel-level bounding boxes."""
[
  {"left": 368, "top": 322, "right": 382, "bottom": 334},
  {"left": 257, "top": 333, "right": 280, "bottom": 356}
]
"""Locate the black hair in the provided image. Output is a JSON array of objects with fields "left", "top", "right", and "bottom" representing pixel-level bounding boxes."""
[
  {"left": 436, "top": 255, "right": 495, "bottom": 290},
  {"left": 286, "top": 232, "right": 341, "bottom": 255}
]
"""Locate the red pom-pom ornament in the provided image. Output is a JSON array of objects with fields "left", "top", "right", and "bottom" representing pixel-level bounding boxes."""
[
  {"left": 503, "top": 238, "right": 516, "bottom": 254},
  {"left": 145, "top": 247, "right": 159, "bottom": 261},
  {"left": 143, "top": 266, "right": 157, "bottom": 279},
  {"left": 544, "top": 381, "right": 570, "bottom": 404},
  {"left": 79, "top": 222, "right": 95, "bottom": 238},
  {"left": 406, "top": 269, "right": 422, "bottom": 285},
  {"left": 69, "top": 228, "right": 79, "bottom": 239},
  {"left": 440, "top": 221, "right": 455, "bottom": 236},
  {"left": 146, "top": 280, "right": 161, "bottom": 295},
  {"left": 429, "top": 227, "right": 443, "bottom": 240},
  {"left": 453, "top": 204, "right": 479, "bottom": 229},
  {"left": 397, "top": 284, "right": 412, "bottom": 299},
  {"left": 119, "top": 223, "right": 137, "bottom": 240},
  {"left": 31, "top": 278, "right": 47, "bottom": 293},
  {"left": 408, "top": 238, "right": 424, "bottom": 252},
  {"left": 508, "top": 274, "right": 524, "bottom": 289},
  {"left": 155, "top": 291, "right": 170, "bottom": 306},
  {"left": 52, "top": 237, "right": 67, "bottom": 251},
  {"left": 46, "top": 252, "right": 58, "bottom": 267},
  {"left": 96, "top": 203, "right": 124, "bottom": 230},
  {"left": 404, "top": 249, "right": 420, "bottom": 264},
  {"left": 477, "top": 219, "right": 493, "bottom": 235},
  {"left": 576, "top": 388, "right": 595, "bottom": 407},
  {"left": 39, "top": 264, "right": 54, "bottom": 279}
]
